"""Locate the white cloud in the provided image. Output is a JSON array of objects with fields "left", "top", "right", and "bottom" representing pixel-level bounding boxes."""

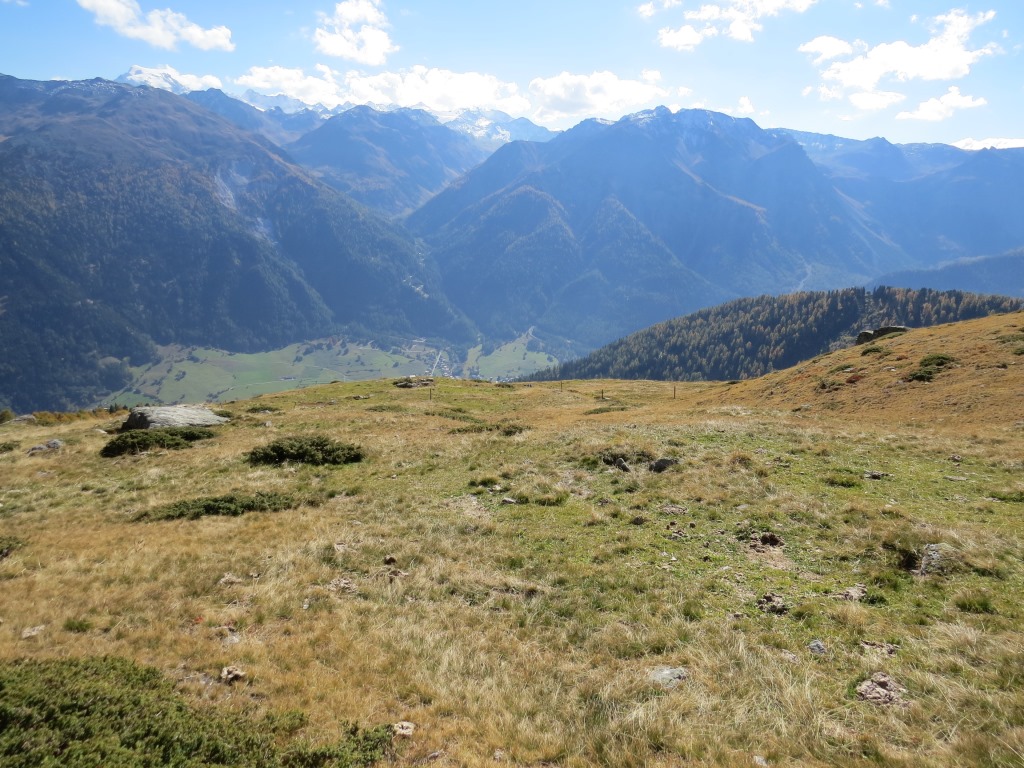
[
  {"left": 953, "top": 137, "right": 1024, "bottom": 150},
  {"left": 527, "top": 70, "right": 670, "bottom": 124},
  {"left": 737, "top": 96, "right": 755, "bottom": 114},
  {"left": 801, "top": 9, "right": 998, "bottom": 115},
  {"left": 820, "top": 9, "right": 998, "bottom": 92},
  {"left": 236, "top": 65, "right": 345, "bottom": 108},
  {"left": 848, "top": 90, "right": 904, "bottom": 111},
  {"left": 314, "top": 0, "right": 398, "bottom": 66},
  {"left": 76, "top": 0, "right": 233, "bottom": 51},
  {"left": 798, "top": 35, "right": 854, "bottom": 65},
  {"left": 656, "top": 0, "right": 817, "bottom": 49},
  {"left": 2, "top": 0, "right": 29, "bottom": 7},
  {"left": 236, "top": 64, "right": 530, "bottom": 115},
  {"left": 637, "top": 0, "right": 680, "bottom": 18},
  {"left": 896, "top": 86, "right": 986, "bottom": 121},
  {"left": 344, "top": 66, "right": 529, "bottom": 114},
  {"left": 658, "top": 24, "right": 717, "bottom": 51}
]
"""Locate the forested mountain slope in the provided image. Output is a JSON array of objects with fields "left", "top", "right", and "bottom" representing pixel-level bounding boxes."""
[
  {"left": 528, "top": 287, "right": 1022, "bottom": 382},
  {"left": 0, "top": 75, "right": 472, "bottom": 413}
]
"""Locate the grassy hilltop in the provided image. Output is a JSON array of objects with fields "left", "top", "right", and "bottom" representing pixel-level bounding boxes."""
[{"left": 1, "top": 312, "right": 1023, "bottom": 767}]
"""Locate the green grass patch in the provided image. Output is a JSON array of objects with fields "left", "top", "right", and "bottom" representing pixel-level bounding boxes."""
[
  {"left": 583, "top": 406, "right": 629, "bottom": 415},
  {"left": 990, "top": 489, "right": 1024, "bottom": 503},
  {"left": 450, "top": 421, "right": 526, "bottom": 436},
  {"left": 62, "top": 618, "right": 92, "bottom": 633},
  {"left": 247, "top": 436, "right": 363, "bottom": 466},
  {"left": 134, "top": 491, "right": 325, "bottom": 522},
  {"left": 860, "top": 345, "right": 891, "bottom": 357},
  {"left": 0, "top": 441, "right": 18, "bottom": 454},
  {"left": 954, "top": 590, "right": 996, "bottom": 614},
  {"left": 0, "top": 657, "right": 392, "bottom": 768},
  {"left": 100, "top": 427, "right": 216, "bottom": 457},
  {"left": 824, "top": 473, "right": 861, "bottom": 488}
]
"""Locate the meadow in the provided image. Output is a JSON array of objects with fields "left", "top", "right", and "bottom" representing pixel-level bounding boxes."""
[{"left": 1, "top": 312, "right": 1022, "bottom": 767}]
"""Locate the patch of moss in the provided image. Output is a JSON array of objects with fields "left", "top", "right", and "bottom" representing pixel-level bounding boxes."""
[{"left": 247, "top": 436, "right": 363, "bottom": 466}]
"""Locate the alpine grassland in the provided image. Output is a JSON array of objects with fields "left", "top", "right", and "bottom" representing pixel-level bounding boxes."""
[{"left": 1, "top": 312, "right": 1023, "bottom": 767}]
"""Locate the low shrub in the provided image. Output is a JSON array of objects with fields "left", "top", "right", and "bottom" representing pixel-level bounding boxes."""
[
  {"left": 0, "top": 441, "right": 18, "bottom": 454},
  {"left": 100, "top": 427, "right": 216, "bottom": 457},
  {"left": 247, "top": 436, "right": 363, "bottom": 466},
  {"left": 135, "top": 491, "right": 324, "bottom": 521},
  {"left": 908, "top": 353, "right": 957, "bottom": 383},
  {"left": 0, "top": 657, "right": 392, "bottom": 768}
]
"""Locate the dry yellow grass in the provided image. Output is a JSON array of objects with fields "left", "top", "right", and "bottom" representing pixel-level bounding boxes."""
[{"left": 1, "top": 313, "right": 1023, "bottom": 766}]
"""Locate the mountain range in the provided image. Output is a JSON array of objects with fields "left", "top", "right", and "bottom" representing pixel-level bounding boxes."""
[{"left": 2, "top": 72, "right": 1024, "bottom": 412}]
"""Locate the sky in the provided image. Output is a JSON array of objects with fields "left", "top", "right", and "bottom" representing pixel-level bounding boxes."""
[{"left": 1, "top": 1, "right": 1022, "bottom": 146}]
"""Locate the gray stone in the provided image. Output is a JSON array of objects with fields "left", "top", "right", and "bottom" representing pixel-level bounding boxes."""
[
  {"left": 856, "top": 672, "right": 907, "bottom": 706},
  {"left": 808, "top": 640, "right": 827, "bottom": 655},
  {"left": 614, "top": 457, "right": 630, "bottom": 472},
  {"left": 919, "top": 542, "right": 965, "bottom": 576},
  {"left": 856, "top": 326, "right": 909, "bottom": 344},
  {"left": 220, "top": 665, "right": 246, "bottom": 684},
  {"left": 122, "top": 405, "right": 228, "bottom": 430},
  {"left": 648, "top": 666, "right": 689, "bottom": 689},
  {"left": 27, "top": 439, "right": 64, "bottom": 455},
  {"left": 648, "top": 457, "right": 679, "bottom": 473}
]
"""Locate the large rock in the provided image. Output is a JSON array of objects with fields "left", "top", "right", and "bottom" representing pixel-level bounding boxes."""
[{"left": 122, "top": 405, "right": 229, "bottom": 430}]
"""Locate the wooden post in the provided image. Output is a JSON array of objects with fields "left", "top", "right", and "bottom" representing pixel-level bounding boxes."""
[{"left": 673, "top": 385, "right": 676, "bottom": 400}]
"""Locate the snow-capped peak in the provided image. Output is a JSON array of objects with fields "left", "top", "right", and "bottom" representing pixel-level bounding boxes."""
[{"left": 116, "top": 65, "right": 222, "bottom": 95}]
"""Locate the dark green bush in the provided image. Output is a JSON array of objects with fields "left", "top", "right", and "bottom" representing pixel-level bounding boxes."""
[
  {"left": 0, "top": 441, "right": 18, "bottom": 454},
  {"left": 908, "top": 353, "right": 957, "bottom": 383},
  {"left": 0, "top": 657, "right": 392, "bottom": 768},
  {"left": 0, "top": 408, "right": 14, "bottom": 424},
  {"left": 0, "top": 536, "right": 23, "bottom": 560},
  {"left": 100, "top": 427, "right": 215, "bottom": 457},
  {"left": 247, "top": 436, "right": 363, "bottom": 466},
  {"left": 135, "top": 491, "right": 325, "bottom": 521}
]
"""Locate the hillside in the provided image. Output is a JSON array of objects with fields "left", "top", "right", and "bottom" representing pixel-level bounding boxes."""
[
  {"left": 0, "top": 75, "right": 473, "bottom": 413},
  {"left": 1, "top": 314, "right": 1022, "bottom": 767},
  {"left": 530, "top": 287, "right": 1022, "bottom": 383}
]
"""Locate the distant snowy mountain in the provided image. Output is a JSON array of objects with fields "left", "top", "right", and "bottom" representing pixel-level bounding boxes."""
[
  {"left": 116, "top": 65, "right": 221, "bottom": 95},
  {"left": 441, "top": 109, "right": 556, "bottom": 151},
  {"left": 953, "top": 137, "right": 1024, "bottom": 151}
]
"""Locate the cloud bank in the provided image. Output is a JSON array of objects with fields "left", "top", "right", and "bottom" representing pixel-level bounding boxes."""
[{"left": 76, "top": 0, "right": 233, "bottom": 51}]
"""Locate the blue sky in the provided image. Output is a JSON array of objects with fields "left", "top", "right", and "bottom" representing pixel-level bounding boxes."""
[{"left": 1, "top": 1, "right": 1021, "bottom": 145}]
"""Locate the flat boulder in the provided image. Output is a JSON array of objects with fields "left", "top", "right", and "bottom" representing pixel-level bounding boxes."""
[{"left": 122, "top": 405, "right": 229, "bottom": 431}]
